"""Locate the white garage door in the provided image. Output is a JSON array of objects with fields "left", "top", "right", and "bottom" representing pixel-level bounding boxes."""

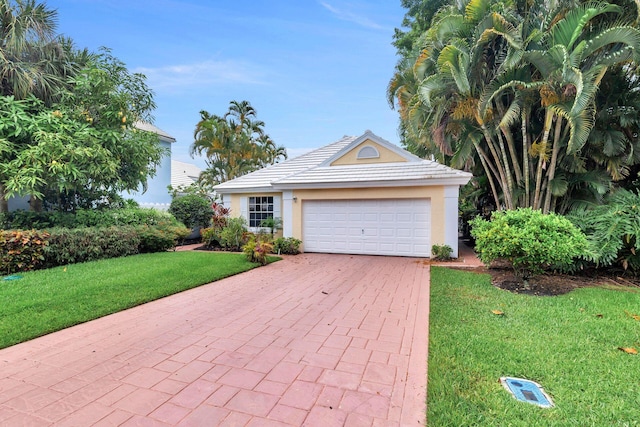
[{"left": 302, "top": 199, "right": 431, "bottom": 257}]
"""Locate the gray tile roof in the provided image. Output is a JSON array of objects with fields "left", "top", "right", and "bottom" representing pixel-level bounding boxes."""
[
  {"left": 214, "top": 132, "right": 471, "bottom": 192},
  {"left": 134, "top": 121, "right": 176, "bottom": 142},
  {"left": 214, "top": 136, "right": 357, "bottom": 191},
  {"left": 171, "top": 160, "right": 202, "bottom": 188}
]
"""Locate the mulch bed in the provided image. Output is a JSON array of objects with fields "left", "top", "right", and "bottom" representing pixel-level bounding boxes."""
[{"left": 457, "top": 266, "right": 640, "bottom": 296}]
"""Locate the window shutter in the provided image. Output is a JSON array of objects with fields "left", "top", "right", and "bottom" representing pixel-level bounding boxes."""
[
  {"left": 273, "top": 195, "right": 281, "bottom": 221},
  {"left": 240, "top": 197, "right": 248, "bottom": 222}
]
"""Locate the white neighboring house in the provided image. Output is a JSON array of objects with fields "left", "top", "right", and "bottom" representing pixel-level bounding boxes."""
[{"left": 171, "top": 160, "right": 202, "bottom": 191}]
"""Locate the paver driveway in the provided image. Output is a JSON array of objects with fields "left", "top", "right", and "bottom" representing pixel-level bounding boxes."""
[{"left": 0, "top": 254, "right": 430, "bottom": 426}]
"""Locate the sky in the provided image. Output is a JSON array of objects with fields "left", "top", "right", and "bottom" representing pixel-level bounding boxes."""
[{"left": 51, "top": 0, "right": 408, "bottom": 169}]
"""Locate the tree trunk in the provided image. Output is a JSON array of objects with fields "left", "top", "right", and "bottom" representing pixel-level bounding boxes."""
[
  {"left": 543, "top": 116, "right": 564, "bottom": 213},
  {"left": 480, "top": 125, "right": 511, "bottom": 209},
  {"left": 521, "top": 108, "right": 531, "bottom": 208},
  {"left": 533, "top": 110, "right": 554, "bottom": 210},
  {"left": 0, "top": 184, "right": 8, "bottom": 213}
]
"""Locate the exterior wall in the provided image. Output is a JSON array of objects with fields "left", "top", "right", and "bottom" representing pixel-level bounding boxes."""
[
  {"left": 330, "top": 140, "right": 407, "bottom": 166},
  {"left": 228, "top": 192, "right": 284, "bottom": 238},
  {"left": 225, "top": 184, "right": 462, "bottom": 257},
  {"left": 124, "top": 139, "right": 172, "bottom": 207}
]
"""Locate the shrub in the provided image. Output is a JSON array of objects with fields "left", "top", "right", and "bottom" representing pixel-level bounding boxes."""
[
  {"left": 201, "top": 202, "right": 231, "bottom": 248},
  {"left": 273, "top": 237, "right": 302, "bottom": 255},
  {"left": 0, "top": 208, "right": 176, "bottom": 230},
  {"left": 567, "top": 189, "right": 640, "bottom": 271},
  {"left": 431, "top": 244, "right": 452, "bottom": 261},
  {"left": 243, "top": 234, "right": 273, "bottom": 265},
  {"left": 219, "top": 217, "right": 249, "bottom": 251},
  {"left": 0, "top": 230, "right": 50, "bottom": 274},
  {"left": 136, "top": 222, "right": 190, "bottom": 253},
  {"left": 43, "top": 226, "right": 141, "bottom": 267},
  {"left": 260, "top": 217, "right": 282, "bottom": 237},
  {"left": 168, "top": 194, "right": 213, "bottom": 229},
  {"left": 470, "top": 208, "right": 587, "bottom": 280}
]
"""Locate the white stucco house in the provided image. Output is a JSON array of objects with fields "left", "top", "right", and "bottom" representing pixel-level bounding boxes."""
[{"left": 214, "top": 131, "right": 472, "bottom": 258}]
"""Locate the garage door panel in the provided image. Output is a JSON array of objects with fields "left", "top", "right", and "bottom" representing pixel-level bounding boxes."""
[{"left": 303, "top": 199, "right": 431, "bottom": 257}]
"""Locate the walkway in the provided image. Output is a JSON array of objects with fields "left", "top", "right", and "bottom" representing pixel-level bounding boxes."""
[{"left": 0, "top": 254, "right": 430, "bottom": 426}]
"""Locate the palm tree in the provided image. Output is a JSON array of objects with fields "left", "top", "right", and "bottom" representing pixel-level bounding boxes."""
[
  {"left": 191, "top": 101, "right": 287, "bottom": 186},
  {"left": 390, "top": 0, "right": 640, "bottom": 213},
  {"left": 0, "top": 0, "right": 70, "bottom": 212},
  {"left": 0, "top": 0, "right": 70, "bottom": 101}
]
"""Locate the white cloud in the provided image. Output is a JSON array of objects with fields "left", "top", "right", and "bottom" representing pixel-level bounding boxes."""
[
  {"left": 319, "top": 1, "right": 385, "bottom": 30},
  {"left": 134, "top": 59, "right": 264, "bottom": 90}
]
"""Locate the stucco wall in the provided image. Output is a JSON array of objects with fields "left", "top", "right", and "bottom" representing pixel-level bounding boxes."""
[
  {"left": 124, "top": 139, "right": 172, "bottom": 206},
  {"left": 330, "top": 140, "right": 408, "bottom": 166},
  {"left": 224, "top": 184, "right": 458, "bottom": 256}
]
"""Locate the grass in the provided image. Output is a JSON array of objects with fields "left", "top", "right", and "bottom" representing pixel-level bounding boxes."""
[
  {"left": 0, "top": 251, "right": 270, "bottom": 349},
  {"left": 428, "top": 267, "right": 640, "bottom": 426}
]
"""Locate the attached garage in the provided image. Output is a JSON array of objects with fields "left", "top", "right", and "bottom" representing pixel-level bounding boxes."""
[
  {"left": 214, "top": 131, "right": 472, "bottom": 258},
  {"left": 302, "top": 199, "right": 431, "bottom": 257}
]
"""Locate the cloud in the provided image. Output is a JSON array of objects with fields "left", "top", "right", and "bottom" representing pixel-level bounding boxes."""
[
  {"left": 134, "top": 59, "right": 264, "bottom": 91},
  {"left": 319, "top": 1, "right": 385, "bottom": 30}
]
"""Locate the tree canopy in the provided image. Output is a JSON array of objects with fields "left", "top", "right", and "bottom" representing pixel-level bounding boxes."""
[
  {"left": 389, "top": 0, "right": 640, "bottom": 214},
  {"left": 191, "top": 100, "right": 287, "bottom": 185},
  {"left": 0, "top": 0, "right": 165, "bottom": 211}
]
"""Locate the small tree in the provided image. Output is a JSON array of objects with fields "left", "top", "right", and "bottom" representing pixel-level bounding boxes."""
[
  {"left": 168, "top": 194, "right": 213, "bottom": 229},
  {"left": 470, "top": 208, "right": 587, "bottom": 280}
]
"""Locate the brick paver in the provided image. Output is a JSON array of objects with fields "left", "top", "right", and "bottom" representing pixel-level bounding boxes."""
[{"left": 0, "top": 254, "right": 430, "bottom": 426}]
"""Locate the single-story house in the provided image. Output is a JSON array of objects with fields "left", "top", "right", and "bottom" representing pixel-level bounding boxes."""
[{"left": 214, "top": 130, "right": 472, "bottom": 258}]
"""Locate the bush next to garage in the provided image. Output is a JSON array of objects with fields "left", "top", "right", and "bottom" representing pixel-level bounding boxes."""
[
  {"left": 470, "top": 208, "right": 587, "bottom": 280},
  {"left": 0, "top": 229, "right": 50, "bottom": 274},
  {"left": 273, "top": 237, "right": 302, "bottom": 255}
]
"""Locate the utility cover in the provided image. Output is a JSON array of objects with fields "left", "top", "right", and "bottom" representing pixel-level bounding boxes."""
[
  {"left": 500, "top": 377, "right": 554, "bottom": 408},
  {"left": 3, "top": 275, "right": 22, "bottom": 281}
]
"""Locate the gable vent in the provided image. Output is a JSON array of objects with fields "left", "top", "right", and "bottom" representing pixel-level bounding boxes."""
[{"left": 357, "top": 145, "right": 379, "bottom": 159}]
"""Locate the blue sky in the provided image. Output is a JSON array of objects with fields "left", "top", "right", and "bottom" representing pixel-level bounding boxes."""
[{"left": 52, "top": 0, "right": 407, "bottom": 169}]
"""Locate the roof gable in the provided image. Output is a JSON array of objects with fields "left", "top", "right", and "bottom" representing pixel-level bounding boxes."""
[{"left": 322, "top": 131, "right": 421, "bottom": 167}]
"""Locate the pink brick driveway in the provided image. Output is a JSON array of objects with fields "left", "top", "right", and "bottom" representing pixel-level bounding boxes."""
[{"left": 0, "top": 254, "right": 430, "bottom": 426}]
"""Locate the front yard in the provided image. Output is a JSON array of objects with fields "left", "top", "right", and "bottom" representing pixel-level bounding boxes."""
[
  {"left": 429, "top": 266, "right": 640, "bottom": 426},
  {"left": 0, "top": 251, "right": 270, "bottom": 349}
]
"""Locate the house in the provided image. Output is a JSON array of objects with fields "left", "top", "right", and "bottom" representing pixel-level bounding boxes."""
[
  {"left": 214, "top": 130, "right": 472, "bottom": 258},
  {"left": 171, "top": 160, "right": 203, "bottom": 190}
]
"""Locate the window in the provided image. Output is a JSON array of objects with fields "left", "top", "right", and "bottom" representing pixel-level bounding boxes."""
[
  {"left": 357, "top": 145, "right": 379, "bottom": 159},
  {"left": 248, "top": 196, "right": 274, "bottom": 227}
]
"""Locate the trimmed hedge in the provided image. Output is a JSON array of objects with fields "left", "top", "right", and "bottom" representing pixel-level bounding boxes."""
[
  {"left": 42, "top": 227, "right": 141, "bottom": 267},
  {"left": 0, "top": 208, "right": 179, "bottom": 230},
  {"left": 0, "top": 230, "right": 50, "bottom": 274}
]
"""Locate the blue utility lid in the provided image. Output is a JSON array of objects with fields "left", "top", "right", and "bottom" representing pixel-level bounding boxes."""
[{"left": 500, "top": 377, "right": 554, "bottom": 408}]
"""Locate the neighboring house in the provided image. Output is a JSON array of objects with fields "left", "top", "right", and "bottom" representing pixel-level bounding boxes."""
[
  {"left": 214, "top": 130, "right": 472, "bottom": 258},
  {"left": 171, "top": 160, "right": 202, "bottom": 190},
  {"left": 123, "top": 122, "right": 176, "bottom": 210}
]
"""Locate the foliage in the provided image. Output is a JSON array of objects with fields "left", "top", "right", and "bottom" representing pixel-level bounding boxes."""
[
  {"left": 0, "top": 251, "right": 264, "bottom": 349},
  {"left": 201, "top": 202, "right": 231, "bottom": 247},
  {"left": 218, "top": 216, "right": 249, "bottom": 251},
  {"left": 389, "top": 0, "right": 640, "bottom": 213},
  {"left": 0, "top": 48, "right": 165, "bottom": 211},
  {"left": 135, "top": 222, "right": 190, "bottom": 253},
  {"left": 273, "top": 237, "right": 302, "bottom": 255},
  {"left": 42, "top": 226, "right": 141, "bottom": 267},
  {"left": 260, "top": 216, "right": 282, "bottom": 236},
  {"left": 431, "top": 244, "right": 452, "bottom": 261},
  {"left": 0, "top": 207, "right": 177, "bottom": 229},
  {"left": 168, "top": 194, "right": 213, "bottom": 229},
  {"left": 243, "top": 234, "right": 273, "bottom": 265},
  {"left": 429, "top": 267, "right": 640, "bottom": 426},
  {"left": 0, "top": 229, "right": 50, "bottom": 274},
  {"left": 470, "top": 208, "right": 587, "bottom": 279},
  {"left": 191, "top": 100, "right": 287, "bottom": 185},
  {"left": 568, "top": 189, "right": 640, "bottom": 271}
]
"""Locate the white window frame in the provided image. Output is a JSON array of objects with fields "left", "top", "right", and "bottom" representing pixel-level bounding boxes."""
[{"left": 248, "top": 196, "right": 274, "bottom": 228}]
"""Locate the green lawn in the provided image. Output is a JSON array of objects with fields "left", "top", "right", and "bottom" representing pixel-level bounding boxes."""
[
  {"left": 428, "top": 267, "right": 640, "bottom": 426},
  {"left": 0, "top": 251, "right": 270, "bottom": 349}
]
